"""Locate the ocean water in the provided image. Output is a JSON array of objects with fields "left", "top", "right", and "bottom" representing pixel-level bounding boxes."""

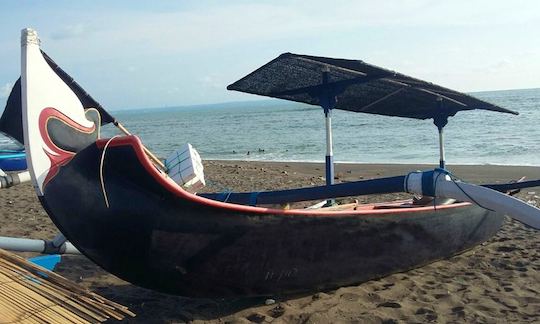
[{"left": 2, "top": 88, "right": 540, "bottom": 166}]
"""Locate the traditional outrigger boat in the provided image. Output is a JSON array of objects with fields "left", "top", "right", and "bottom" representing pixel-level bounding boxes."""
[{"left": 14, "top": 29, "right": 540, "bottom": 297}]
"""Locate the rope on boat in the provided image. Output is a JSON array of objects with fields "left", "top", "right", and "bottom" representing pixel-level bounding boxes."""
[
  {"left": 408, "top": 168, "right": 491, "bottom": 211},
  {"left": 99, "top": 136, "right": 119, "bottom": 208},
  {"left": 204, "top": 179, "right": 234, "bottom": 202},
  {"left": 447, "top": 172, "right": 495, "bottom": 212},
  {"left": 432, "top": 170, "right": 446, "bottom": 211},
  {"left": 219, "top": 190, "right": 233, "bottom": 203}
]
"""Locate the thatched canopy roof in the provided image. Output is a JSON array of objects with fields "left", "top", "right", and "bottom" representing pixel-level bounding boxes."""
[{"left": 228, "top": 53, "right": 517, "bottom": 120}]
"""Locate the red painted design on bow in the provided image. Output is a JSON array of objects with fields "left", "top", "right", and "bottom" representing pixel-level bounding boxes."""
[{"left": 38, "top": 107, "right": 96, "bottom": 187}]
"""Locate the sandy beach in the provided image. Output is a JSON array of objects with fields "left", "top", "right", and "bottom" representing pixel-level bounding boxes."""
[{"left": 1, "top": 160, "right": 539, "bottom": 323}]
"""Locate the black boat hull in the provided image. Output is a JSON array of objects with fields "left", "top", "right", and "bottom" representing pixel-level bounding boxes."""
[{"left": 42, "top": 136, "right": 504, "bottom": 297}]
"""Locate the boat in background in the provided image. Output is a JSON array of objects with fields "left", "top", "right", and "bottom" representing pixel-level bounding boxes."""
[
  {"left": 0, "top": 140, "right": 30, "bottom": 188},
  {"left": 16, "top": 28, "right": 540, "bottom": 297},
  {"left": 0, "top": 148, "right": 26, "bottom": 171}
]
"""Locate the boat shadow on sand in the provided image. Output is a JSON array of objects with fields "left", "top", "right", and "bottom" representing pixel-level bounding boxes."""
[
  {"left": 56, "top": 256, "right": 283, "bottom": 322},
  {"left": 54, "top": 216, "right": 540, "bottom": 323}
]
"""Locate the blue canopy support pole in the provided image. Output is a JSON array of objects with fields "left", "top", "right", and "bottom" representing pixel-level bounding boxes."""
[
  {"left": 438, "top": 127, "right": 445, "bottom": 169},
  {"left": 319, "top": 67, "right": 338, "bottom": 205},
  {"left": 434, "top": 97, "right": 449, "bottom": 170},
  {"left": 325, "top": 109, "right": 334, "bottom": 186}
]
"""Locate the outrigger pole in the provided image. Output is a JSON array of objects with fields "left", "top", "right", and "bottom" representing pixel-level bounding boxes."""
[
  {"left": 0, "top": 169, "right": 30, "bottom": 188},
  {"left": 113, "top": 121, "right": 165, "bottom": 170},
  {"left": 0, "top": 234, "right": 80, "bottom": 254}
]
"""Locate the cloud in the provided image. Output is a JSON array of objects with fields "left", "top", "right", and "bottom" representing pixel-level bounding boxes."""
[
  {"left": 199, "top": 75, "right": 224, "bottom": 90},
  {"left": 50, "top": 23, "right": 92, "bottom": 40},
  {"left": 56, "top": 1, "right": 539, "bottom": 62},
  {"left": 0, "top": 82, "right": 13, "bottom": 98},
  {"left": 6, "top": 0, "right": 536, "bottom": 107},
  {"left": 489, "top": 59, "right": 514, "bottom": 71}
]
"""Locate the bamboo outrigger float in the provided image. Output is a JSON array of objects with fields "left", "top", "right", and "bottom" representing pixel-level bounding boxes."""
[{"left": 16, "top": 28, "right": 540, "bottom": 297}]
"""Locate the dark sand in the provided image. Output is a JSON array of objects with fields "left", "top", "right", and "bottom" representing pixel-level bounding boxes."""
[{"left": 1, "top": 161, "right": 539, "bottom": 323}]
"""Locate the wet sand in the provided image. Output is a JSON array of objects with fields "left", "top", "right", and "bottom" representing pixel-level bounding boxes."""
[{"left": 1, "top": 161, "right": 539, "bottom": 323}]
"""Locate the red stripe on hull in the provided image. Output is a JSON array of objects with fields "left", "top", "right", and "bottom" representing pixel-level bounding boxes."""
[{"left": 96, "top": 136, "right": 471, "bottom": 217}]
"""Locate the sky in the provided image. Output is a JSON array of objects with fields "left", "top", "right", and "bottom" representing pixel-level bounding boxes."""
[{"left": 0, "top": 0, "right": 539, "bottom": 110}]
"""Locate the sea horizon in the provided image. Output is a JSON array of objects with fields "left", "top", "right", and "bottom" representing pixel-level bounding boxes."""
[
  {"left": 2, "top": 87, "right": 540, "bottom": 167},
  {"left": 106, "top": 86, "right": 540, "bottom": 113}
]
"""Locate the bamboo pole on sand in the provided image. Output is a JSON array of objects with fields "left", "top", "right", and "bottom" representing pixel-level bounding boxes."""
[{"left": 0, "top": 248, "right": 135, "bottom": 323}]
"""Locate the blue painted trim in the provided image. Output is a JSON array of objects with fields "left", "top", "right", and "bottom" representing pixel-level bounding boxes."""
[
  {"left": 421, "top": 170, "right": 435, "bottom": 196},
  {"left": 199, "top": 171, "right": 540, "bottom": 205},
  {"left": 0, "top": 152, "right": 25, "bottom": 159},
  {"left": 325, "top": 155, "right": 334, "bottom": 186},
  {"left": 29, "top": 254, "right": 61, "bottom": 272},
  {"left": 217, "top": 192, "right": 227, "bottom": 201},
  {"left": 0, "top": 151, "right": 27, "bottom": 171},
  {"left": 249, "top": 192, "right": 260, "bottom": 206},
  {"left": 200, "top": 175, "right": 407, "bottom": 205}
]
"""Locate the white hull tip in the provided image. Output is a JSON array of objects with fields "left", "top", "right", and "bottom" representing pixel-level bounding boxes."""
[{"left": 21, "top": 28, "right": 40, "bottom": 46}]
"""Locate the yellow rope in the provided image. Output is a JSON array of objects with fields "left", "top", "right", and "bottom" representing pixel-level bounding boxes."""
[{"left": 99, "top": 136, "right": 119, "bottom": 208}]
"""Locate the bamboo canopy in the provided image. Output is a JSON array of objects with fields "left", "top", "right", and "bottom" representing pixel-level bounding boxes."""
[
  {"left": 0, "top": 248, "right": 135, "bottom": 323},
  {"left": 228, "top": 53, "right": 518, "bottom": 120}
]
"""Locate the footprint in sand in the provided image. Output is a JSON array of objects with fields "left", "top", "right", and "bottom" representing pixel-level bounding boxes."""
[
  {"left": 377, "top": 301, "right": 401, "bottom": 308},
  {"left": 267, "top": 305, "right": 285, "bottom": 318},
  {"left": 415, "top": 307, "right": 431, "bottom": 314},
  {"left": 415, "top": 307, "right": 439, "bottom": 321},
  {"left": 382, "top": 283, "right": 395, "bottom": 290},
  {"left": 381, "top": 319, "right": 398, "bottom": 324},
  {"left": 246, "top": 312, "right": 267, "bottom": 323},
  {"left": 339, "top": 292, "right": 360, "bottom": 302},
  {"left": 451, "top": 306, "right": 466, "bottom": 318},
  {"left": 434, "top": 293, "right": 450, "bottom": 300},
  {"left": 497, "top": 245, "right": 520, "bottom": 252},
  {"left": 366, "top": 292, "right": 382, "bottom": 303}
]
